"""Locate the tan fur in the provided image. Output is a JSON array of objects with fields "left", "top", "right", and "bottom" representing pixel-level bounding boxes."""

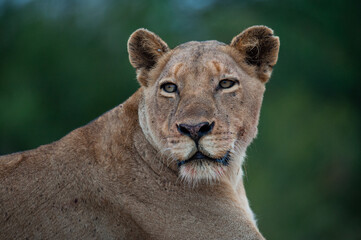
[{"left": 0, "top": 26, "right": 279, "bottom": 239}]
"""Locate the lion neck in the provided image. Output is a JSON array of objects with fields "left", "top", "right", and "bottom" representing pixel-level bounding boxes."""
[
  {"left": 116, "top": 88, "right": 179, "bottom": 183},
  {"left": 132, "top": 123, "right": 180, "bottom": 184}
]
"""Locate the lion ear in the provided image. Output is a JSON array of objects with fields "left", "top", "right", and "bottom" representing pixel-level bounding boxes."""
[
  {"left": 230, "top": 26, "right": 280, "bottom": 83},
  {"left": 128, "top": 29, "right": 169, "bottom": 86}
]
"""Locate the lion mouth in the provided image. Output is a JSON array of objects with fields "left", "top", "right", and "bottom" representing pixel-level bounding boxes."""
[{"left": 177, "top": 151, "right": 230, "bottom": 167}]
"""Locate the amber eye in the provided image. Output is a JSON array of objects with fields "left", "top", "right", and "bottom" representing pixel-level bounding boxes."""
[
  {"left": 161, "top": 83, "right": 178, "bottom": 93},
  {"left": 219, "top": 79, "right": 236, "bottom": 89}
]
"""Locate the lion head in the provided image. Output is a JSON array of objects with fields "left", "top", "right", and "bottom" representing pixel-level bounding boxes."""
[{"left": 128, "top": 26, "right": 279, "bottom": 184}]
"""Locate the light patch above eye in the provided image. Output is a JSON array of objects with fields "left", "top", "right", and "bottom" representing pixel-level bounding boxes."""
[{"left": 161, "top": 82, "right": 178, "bottom": 93}]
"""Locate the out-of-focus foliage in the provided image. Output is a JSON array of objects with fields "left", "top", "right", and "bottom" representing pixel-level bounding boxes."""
[{"left": 0, "top": 0, "right": 360, "bottom": 239}]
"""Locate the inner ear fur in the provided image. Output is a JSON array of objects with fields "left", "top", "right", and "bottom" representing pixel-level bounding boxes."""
[
  {"left": 230, "top": 26, "right": 280, "bottom": 83},
  {"left": 127, "top": 28, "right": 169, "bottom": 86}
]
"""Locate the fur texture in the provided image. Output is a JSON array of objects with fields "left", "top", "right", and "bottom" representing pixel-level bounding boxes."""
[{"left": 0, "top": 26, "right": 279, "bottom": 239}]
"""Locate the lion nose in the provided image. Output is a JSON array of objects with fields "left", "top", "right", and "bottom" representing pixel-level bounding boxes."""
[{"left": 177, "top": 122, "right": 215, "bottom": 142}]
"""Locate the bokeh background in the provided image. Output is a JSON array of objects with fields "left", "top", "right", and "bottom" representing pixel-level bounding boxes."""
[{"left": 1, "top": 0, "right": 360, "bottom": 239}]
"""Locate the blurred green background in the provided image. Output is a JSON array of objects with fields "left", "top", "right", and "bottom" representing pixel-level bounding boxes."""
[{"left": 0, "top": 0, "right": 360, "bottom": 239}]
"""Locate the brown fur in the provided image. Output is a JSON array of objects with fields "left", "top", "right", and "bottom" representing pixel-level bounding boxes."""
[{"left": 0, "top": 26, "right": 279, "bottom": 239}]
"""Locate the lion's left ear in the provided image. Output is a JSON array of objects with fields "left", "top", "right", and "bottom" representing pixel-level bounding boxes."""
[
  {"left": 128, "top": 29, "right": 169, "bottom": 86},
  {"left": 230, "top": 26, "right": 280, "bottom": 83}
]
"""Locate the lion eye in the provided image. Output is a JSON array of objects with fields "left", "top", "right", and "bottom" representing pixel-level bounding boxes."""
[
  {"left": 161, "top": 83, "right": 178, "bottom": 93},
  {"left": 219, "top": 79, "right": 236, "bottom": 89}
]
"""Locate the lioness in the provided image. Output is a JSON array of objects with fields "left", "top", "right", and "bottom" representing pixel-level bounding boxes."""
[{"left": 0, "top": 26, "right": 279, "bottom": 239}]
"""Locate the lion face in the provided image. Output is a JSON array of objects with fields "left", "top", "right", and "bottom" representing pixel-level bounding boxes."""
[{"left": 128, "top": 27, "right": 279, "bottom": 184}]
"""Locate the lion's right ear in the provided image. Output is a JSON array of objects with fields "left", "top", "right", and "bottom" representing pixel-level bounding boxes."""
[
  {"left": 128, "top": 29, "right": 169, "bottom": 86},
  {"left": 230, "top": 26, "right": 280, "bottom": 83}
]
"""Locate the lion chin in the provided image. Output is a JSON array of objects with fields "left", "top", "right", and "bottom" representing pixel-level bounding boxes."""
[{"left": 178, "top": 151, "right": 230, "bottom": 185}]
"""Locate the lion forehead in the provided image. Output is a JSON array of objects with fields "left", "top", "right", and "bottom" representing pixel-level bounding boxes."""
[
  {"left": 174, "top": 40, "right": 227, "bottom": 50},
  {"left": 158, "top": 44, "right": 241, "bottom": 80}
]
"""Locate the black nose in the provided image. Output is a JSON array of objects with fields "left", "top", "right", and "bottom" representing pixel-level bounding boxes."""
[{"left": 177, "top": 122, "right": 215, "bottom": 142}]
